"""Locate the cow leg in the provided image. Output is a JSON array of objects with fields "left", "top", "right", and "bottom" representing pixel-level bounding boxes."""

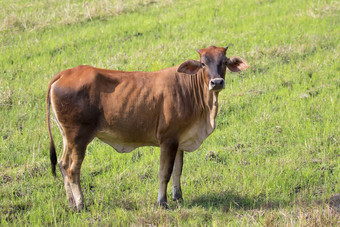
[
  {"left": 52, "top": 112, "right": 76, "bottom": 208},
  {"left": 60, "top": 142, "right": 85, "bottom": 210},
  {"left": 59, "top": 160, "right": 76, "bottom": 208},
  {"left": 62, "top": 143, "right": 86, "bottom": 211},
  {"left": 157, "top": 139, "right": 178, "bottom": 207},
  {"left": 59, "top": 126, "right": 93, "bottom": 211},
  {"left": 172, "top": 150, "right": 183, "bottom": 201}
]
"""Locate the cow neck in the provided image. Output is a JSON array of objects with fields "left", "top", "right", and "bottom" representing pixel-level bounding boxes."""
[{"left": 191, "top": 69, "right": 219, "bottom": 129}]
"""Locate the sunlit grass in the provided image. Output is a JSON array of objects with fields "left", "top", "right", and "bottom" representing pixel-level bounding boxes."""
[{"left": 0, "top": 0, "right": 339, "bottom": 225}]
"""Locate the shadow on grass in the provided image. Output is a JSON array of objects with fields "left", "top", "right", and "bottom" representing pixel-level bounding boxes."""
[{"left": 187, "top": 191, "right": 285, "bottom": 211}]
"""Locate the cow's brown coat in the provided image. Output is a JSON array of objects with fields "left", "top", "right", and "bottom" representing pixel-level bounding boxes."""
[{"left": 47, "top": 46, "right": 248, "bottom": 209}]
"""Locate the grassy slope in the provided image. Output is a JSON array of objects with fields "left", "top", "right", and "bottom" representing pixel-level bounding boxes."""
[{"left": 1, "top": 0, "right": 339, "bottom": 225}]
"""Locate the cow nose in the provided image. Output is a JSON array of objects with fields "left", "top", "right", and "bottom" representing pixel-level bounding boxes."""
[{"left": 209, "top": 78, "right": 225, "bottom": 91}]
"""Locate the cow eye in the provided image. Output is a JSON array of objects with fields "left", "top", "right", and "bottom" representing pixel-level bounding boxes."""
[{"left": 201, "top": 62, "right": 206, "bottom": 68}]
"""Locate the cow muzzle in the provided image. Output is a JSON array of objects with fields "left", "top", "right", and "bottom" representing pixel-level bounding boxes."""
[{"left": 209, "top": 78, "right": 225, "bottom": 91}]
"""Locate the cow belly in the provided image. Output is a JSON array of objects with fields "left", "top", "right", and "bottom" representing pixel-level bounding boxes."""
[
  {"left": 96, "top": 131, "right": 157, "bottom": 153},
  {"left": 99, "top": 139, "right": 138, "bottom": 153}
]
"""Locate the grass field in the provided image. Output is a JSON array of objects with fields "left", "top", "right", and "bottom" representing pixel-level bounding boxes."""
[{"left": 1, "top": 0, "right": 339, "bottom": 225}]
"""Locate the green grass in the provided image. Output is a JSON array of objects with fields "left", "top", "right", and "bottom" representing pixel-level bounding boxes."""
[{"left": 1, "top": 0, "right": 339, "bottom": 225}]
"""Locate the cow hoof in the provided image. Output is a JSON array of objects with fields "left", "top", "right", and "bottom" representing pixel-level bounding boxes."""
[
  {"left": 73, "top": 204, "right": 84, "bottom": 212},
  {"left": 77, "top": 202, "right": 84, "bottom": 210},
  {"left": 161, "top": 203, "right": 169, "bottom": 210},
  {"left": 68, "top": 201, "right": 84, "bottom": 212},
  {"left": 173, "top": 196, "right": 183, "bottom": 202},
  {"left": 68, "top": 197, "right": 76, "bottom": 208},
  {"left": 157, "top": 200, "right": 169, "bottom": 209},
  {"left": 172, "top": 191, "right": 183, "bottom": 202},
  {"left": 172, "top": 187, "right": 183, "bottom": 202}
]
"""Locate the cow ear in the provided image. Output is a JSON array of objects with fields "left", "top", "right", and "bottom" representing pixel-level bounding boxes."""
[
  {"left": 177, "top": 60, "right": 202, "bottom": 74},
  {"left": 226, "top": 56, "right": 249, "bottom": 72}
]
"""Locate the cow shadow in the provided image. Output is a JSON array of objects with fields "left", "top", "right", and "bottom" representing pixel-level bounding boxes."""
[{"left": 185, "top": 191, "right": 284, "bottom": 211}]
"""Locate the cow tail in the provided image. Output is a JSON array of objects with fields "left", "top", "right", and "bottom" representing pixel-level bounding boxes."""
[{"left": 46, "top": 73, "right": 62, "bottom": 176}]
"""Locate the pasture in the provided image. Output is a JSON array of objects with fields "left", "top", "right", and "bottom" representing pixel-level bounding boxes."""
[{"left": 0, "top": 0, "right": 339, "bottom": 225}]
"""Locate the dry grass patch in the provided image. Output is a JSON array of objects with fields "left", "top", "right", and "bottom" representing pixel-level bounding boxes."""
[
  {"left": 0, "top": 83, "right": 13, "bottom": 107},
  {"left": 0, "top": 0, "right": 174, "bottom": 32}
]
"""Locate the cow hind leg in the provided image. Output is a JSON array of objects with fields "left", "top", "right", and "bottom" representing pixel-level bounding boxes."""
[
  {"left": 60, "top": 142, "right": 87, "bottom": 211},
  {"left": 59, "top": 126, "right": 94, "bottom": 211},
  {"left": 157, "top": 138, "right": 178, "bottom": 207},
  {"left": 51, "top": 110, "right": 76, "bottom": 208},
  {"left": 59, "top": 160, "right": 76, "bottom": 208},
  {"left": 59, "top": 140, "right": 76, "bottom": 208},
  {"left": 172, "top": 150, "right": 183, "bottom": 202}
]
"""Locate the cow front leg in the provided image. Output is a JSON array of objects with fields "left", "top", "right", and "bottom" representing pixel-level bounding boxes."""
[
  {"left": 157, "top": 138, "right": 178, "bottom": 207},
  {"left": 172, "top": 150, "right": 183, "bottom": 201}
]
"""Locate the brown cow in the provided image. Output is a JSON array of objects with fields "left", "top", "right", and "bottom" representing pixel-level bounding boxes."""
[{"left": 46, "top": 46, "right": 248, "bottom": 210}]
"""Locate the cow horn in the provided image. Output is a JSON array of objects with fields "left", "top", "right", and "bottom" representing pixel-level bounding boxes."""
[
  {"left": 196, "top": 48, "right": 200, "bottom": 53},
  {"left": 225, "top": 46, "right": 229, "bottom": 51}
]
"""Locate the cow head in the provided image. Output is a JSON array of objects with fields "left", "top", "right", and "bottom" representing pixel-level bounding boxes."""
[{"left": 177, "top": 46, "right": 249, "bottom": 91}]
